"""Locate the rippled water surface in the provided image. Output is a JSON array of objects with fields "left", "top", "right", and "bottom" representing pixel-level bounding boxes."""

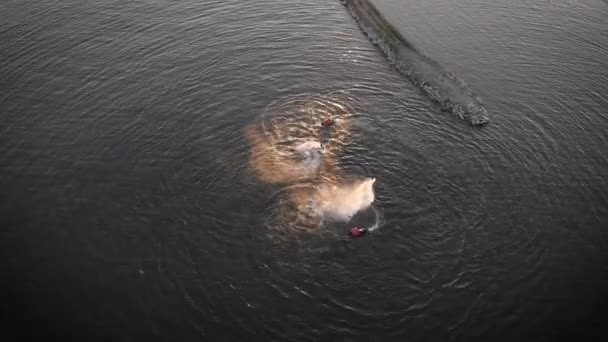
[{"left": 1, "top": 0, "right": 607, "bottom": 339}]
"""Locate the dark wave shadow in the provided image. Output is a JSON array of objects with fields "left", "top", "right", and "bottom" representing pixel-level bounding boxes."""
[{"left": 341, "top": 0, "right": 490, "bottom": 126}]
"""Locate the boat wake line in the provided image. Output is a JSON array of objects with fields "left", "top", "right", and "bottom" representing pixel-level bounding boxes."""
[{"left": 340, "top": 0, "right": 490, "bottom": 126}]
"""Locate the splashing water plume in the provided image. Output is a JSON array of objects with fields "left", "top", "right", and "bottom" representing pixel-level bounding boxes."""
[
  {"left": 246, "top": 94, "right": 353, "bottom": 185},
  {"left": 246, "top": 94, "right": 379, "bottom": 233},
  {"left": 317, "top": 177, "right": 376, "bottom": 221}
]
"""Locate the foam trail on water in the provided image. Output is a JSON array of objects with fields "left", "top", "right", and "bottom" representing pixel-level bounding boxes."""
[{"left": 341, "top": 0, "right": 490, "bottom": 126}]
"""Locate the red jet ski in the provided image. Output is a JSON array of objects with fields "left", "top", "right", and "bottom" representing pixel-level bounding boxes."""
[
  {"left": 350, "top": 226, "right": 368, "bottom": 237},
  {"left": 321, "top": 118, "right": 334, "bottom": 127}
]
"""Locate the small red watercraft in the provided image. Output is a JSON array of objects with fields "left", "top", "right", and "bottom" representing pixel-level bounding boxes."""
[
  {"left": 321, "top": 118, "right": 334, "bottom": 127},
  {"left": 350, "top": 226, "right": 368, "bottom": 237}
]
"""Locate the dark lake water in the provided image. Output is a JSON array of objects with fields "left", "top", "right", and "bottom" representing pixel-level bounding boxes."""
[{"left": 1, "top": 0, "right": 607, "bottom": 339}]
